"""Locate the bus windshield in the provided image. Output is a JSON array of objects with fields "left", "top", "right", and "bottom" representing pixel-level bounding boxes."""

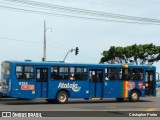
[{"left": 1, "top": 62, "right": 10, "bottom": 90}]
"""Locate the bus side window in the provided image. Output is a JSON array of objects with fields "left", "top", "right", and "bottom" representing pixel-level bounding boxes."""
[
  {"left": 59, "top": 67, "right": 69, "bottom": 80},
  {"left": 122, "top": 68, "right": 131, "bottom": 80},
  {"left": 74, "top": 73, "right": 80, "bottom": 80},
  {"left": 24, "top": 66, "right": 34, "bottom": 79},
  {"left": 105, "top": 68, "right": 108, "bottom": 80},
  {"left": 21, "top": 73, "right": 27, "bottom": 79},
  {"left": 70, "top": 67, "right": 75, "bottom": 80},
  {"left": 75, "top": 67, "right": 87, "bottom": 80},
  {"left": 16, "top": 73, "right": 22, "bottom": 79},
  {"left": 51, "top": 67, "right": 58, "bottom": 80},
  {"left": 132, "top": 68, "right": 143, "bottom": 80},
  {"left": 150, "top": 73, "right": 154, "bottom": 81},
  {"left": 108, "top": 68, "right": 118, "bottom": 80},
  {"left": 16, "top": 66, "right": 34, "bottom": 80},
  {"left": 118, "top": 69, "right": 122, "bottom": 79},
  {"left": 90, "top": 71, "right": 96, "bottom": 82}
]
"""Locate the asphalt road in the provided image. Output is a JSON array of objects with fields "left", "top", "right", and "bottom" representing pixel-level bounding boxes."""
[
  {"left": 0, "top": 96, "right": 160, "bottom": 111},
  {"left": 0, "top": 89, "right": 160, "bottom": 119}
]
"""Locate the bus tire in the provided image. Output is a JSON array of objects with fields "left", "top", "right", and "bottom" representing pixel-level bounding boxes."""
[
  {"left": 129, "top": 90, "right": 140, "bottom": 102},
  {"left": 56, "top": 91, "right": 68, "bottom": 104},
  {"left": 116, "top": 98, "right": 124, "bottom": 102}
]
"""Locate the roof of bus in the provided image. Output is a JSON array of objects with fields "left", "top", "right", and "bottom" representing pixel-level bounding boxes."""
[{"left": 4, "top": 60, "right": 156, "bottom": 69}]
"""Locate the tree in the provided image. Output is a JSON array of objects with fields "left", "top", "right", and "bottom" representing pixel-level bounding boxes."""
[{"left": 100, "top": 43, "right": 160, "bottom": 65}]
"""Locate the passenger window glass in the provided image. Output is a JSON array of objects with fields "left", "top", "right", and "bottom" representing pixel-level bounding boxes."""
[
  {"left": 50, "top": 66, "right": 87, "bottom": 80},
  {"left": 16, "top": 66, "right": 23, "bottom": 72},
  {"left": 25, "top": 66, "right": 34, "bottom": 72},
  {"left": 75, "top": 67, "right": 87, "bottom": 80},
  {"left": 150, "top": 73, "right": 153, "bottom": 81},
  {"left": 51, "top": 67, "right": 58, "bottom": 80},
  {"left": 121, "top": 68, "right": 131, "bottom": 80},
  {"left": 108, "top": 68, "right": 118, "bottom": 80},
  {"left": 16, "top": 66, "right": 34, "bottom": 80},
  {"left": 132, "top": 68, "right": 143, "bottom": 80},
  {"left": 105, "top": 68, "right": 108, "bottom": 80},
  {"left": 70, "top": 67, "right": 75, "bottom": 80},
  {"left": 36, "top": 69, "right": 40, "bottom": 79},
  {"left": 59, "top": 67, "right": 69, "bottom": 80}
]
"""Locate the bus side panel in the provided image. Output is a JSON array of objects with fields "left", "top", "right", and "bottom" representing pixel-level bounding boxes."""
[
  {"left": 35, "top": 82, "right": 41, "bottom": 98},
  {"left": 96, "top": 83, "right": 103, "bottom": 97},
  {"left": 10, "top": 79, "right": 36, "bottom": 99},
  {"left": 47, "top": 81, "right": 57, "bottom": 99},
  {"left": 103, "top": 79, "right": 150, "bottom": 99},
  {"left": 103, "top": 81, "right": 122, "bottom": 98},
  {"left": 89, "top": 82, "right": 95, "bottom": 98},
  {"left": 42, "top": 82, "right": 47, "bottom": 98},
  {"left": 134, "top": 80, "right": 145, "bottom": 97},
  {"left": 48, "top": 80, "right": 90, "bottom": 99},
  {"left": 68, "top": 81, "right": 89, "bottom": 98},
  {"left": 9, "top": 64, "right": 36, "bottom": 99}
]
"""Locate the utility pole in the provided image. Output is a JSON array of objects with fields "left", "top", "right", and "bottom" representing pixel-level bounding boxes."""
[
  {"left": 42, "top": 20, "right": 46, "bottom": 62},
  {"left": 42, "top": 20, "right": 52, "bottom": 62}
]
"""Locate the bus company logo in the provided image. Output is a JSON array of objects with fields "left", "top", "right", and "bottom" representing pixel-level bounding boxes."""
[
  {"left": 127, "top": 82, "right": 135, "bottom": 90},
  {"left": 58, "top": 82, "right": 81, "bottom": 92}
]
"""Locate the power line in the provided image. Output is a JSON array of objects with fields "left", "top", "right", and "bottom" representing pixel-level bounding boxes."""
[
  {"left": 0, "top": 35, "right": 69, "bottom": 48},
  {"left": 0, "top": 36, "right": 42, "bottom": 43},
  {"left": 0, "top": 5, "right": 160, "bottom": 25},
  {"left": 3, "top": 0, "right": 160, "bottom": 24}
]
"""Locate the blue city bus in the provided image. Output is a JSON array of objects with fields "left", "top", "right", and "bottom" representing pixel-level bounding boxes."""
[{"left": 0, "top": 61, "right": 156, "bottom": 103}]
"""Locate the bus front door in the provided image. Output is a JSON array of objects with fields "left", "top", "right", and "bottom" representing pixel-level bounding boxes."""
[
  {"left": 36, "top": 68, "right": 48, "bottom": 98},
  {"left": 145, "top": 70, "right": 155, "bottom": 96},
  {"left": 90, "top": 69, "right": 103, "bottom": 98}
]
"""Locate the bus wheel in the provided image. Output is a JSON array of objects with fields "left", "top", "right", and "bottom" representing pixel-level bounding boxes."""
[
  {"left": 129, "top": 91, "right": 140, "bottom": 102},
  {"left": 116, "top": 98, "right": 124, "bottom": 102},
  {"left": 56, "top": 91, "right": 68, "bottom": 104}
]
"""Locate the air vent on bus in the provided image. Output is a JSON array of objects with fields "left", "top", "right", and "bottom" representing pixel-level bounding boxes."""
[{"left": 25, "top": 60, "right": 32, "bottom": 62}]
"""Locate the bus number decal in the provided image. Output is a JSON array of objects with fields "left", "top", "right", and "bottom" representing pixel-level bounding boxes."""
[
  {"left": 21, "top": 85, "right": 35, "bottom": 90},
  {"left": 19, "top": 82, "right": 35, "bottom": 90},
  {"left": 58, "top": 82, "right": 81, "bottom": 92},
  {"left": 19, "top": 82, "right": 28, "bottom": 85}
]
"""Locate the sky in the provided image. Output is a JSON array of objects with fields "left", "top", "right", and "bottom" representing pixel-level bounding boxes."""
[{"left": 0, "top": 0, "right": 160, "bottom": 72}]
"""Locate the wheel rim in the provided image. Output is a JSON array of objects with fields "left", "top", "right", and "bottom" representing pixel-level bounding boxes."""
[
  {"left": 59, "top": 94, "right": 66, "bottom": 102},
  {"left": 132, "top": 93, "right": 138, "bottom": 100}
]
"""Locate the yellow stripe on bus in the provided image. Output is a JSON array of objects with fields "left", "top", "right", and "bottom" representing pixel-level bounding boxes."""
[{"left": 123, "top": 81, "right": 128, "bottom": 98}]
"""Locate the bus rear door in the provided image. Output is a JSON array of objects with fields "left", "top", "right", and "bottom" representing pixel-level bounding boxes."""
[
  {"left": 145, "top": 70, "right": 155, "bottom": 96},
  {"left": 89, "top": 69, "right": 103, "bottom": 98},
  {"left": 36, "top": 67, "right": 48, "bottom": 98}
]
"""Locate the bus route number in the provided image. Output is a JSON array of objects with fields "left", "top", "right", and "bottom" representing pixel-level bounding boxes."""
[{"left": 19, "top": 82, "right": 28, "bottom": 86}]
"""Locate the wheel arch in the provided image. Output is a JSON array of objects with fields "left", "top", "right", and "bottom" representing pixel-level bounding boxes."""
[
  {"left": 129, "top": 89, "right": 141, "bottom": 97},
  {"left": 56, "top": 89, "right": 70, "bottom": 98}
]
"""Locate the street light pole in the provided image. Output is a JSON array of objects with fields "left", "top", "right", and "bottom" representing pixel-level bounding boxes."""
[
  {"left": 43, "top": 20, "right": 46, "bottom": 62},
  {"left": 63, "top": 49, "right": 74, "bottom": 62},
  {"left": 42, "top": 20, "right": 52, "bottom": 62},
  {"left": 63, "top": 47, "right": 79, "bottom": 62}
]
